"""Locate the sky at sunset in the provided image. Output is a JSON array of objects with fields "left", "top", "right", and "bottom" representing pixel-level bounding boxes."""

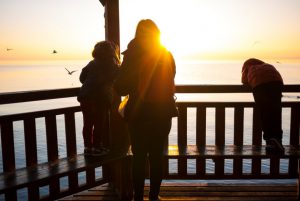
[{"left": 1, "top": 0, "right": 300, "bottom": 63}]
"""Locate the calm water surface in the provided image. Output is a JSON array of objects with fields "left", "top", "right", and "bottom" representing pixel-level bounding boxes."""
[{"left": 0, "top": 60, "right": 299, "bottom": 200}]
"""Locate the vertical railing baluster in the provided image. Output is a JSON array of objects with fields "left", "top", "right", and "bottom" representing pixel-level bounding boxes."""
[
  {"left": 289, "top": 105, "right": 300, "bottom": 177},
  {"left": 252, "top": 106, "right": 262, "bottom": 176},
  {"left": 45, "top": 114, "right": 60, "bottom": 198},
  {"left": 0, "top": 119, "right": 17, "bottom": 200},
  {"left": 0, "top": 120, "right": 16, "bottom": 172},
  {"left": 24, "top": 118, "right": 38, "bottom": 166},
  {"left": 177, "top": 105, "right": 187, "bottom": 176},
  {"left": 86, "top": 168, "right": 96, "bottom": 187},
  {"left": 64, "top": 112, "right": 79, "bottom": 190},
  {"left": 45, "top": 114, "right": 59, "bottom": 161},
  {"left": 215, "top": 106, "right": 225, "bottom": 177},
  {"left": 196, "top": 106, "right": 206, "bottom": 177},
  {"left": 196, "top": 106, "right": 206, "bottom": 146},
  {"left": 64, "top": 112, "right": 77, "bottom": 157},
  {"left": 163, "top": 117, "right": 169, "bottom": 178},
  {"left": 252, "top": 106, "right": 262, "bottom": 145},
  {"left": 270, "top": 156, "right": 280, "bottom": 176},
  {"left": 24, "top": 118, "right": 39, "bottom": 200},
  {"left": 178, "top": 105, "right": 187, "bottom": 149},
  {"left": 290, "top": 105, "right": 300, "bottom": 146},
  {"left": 233, "top": 106, "right": 244, "bottom": 177}
]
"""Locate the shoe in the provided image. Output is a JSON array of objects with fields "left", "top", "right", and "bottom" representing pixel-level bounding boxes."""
[
  {"left": 266, "top": 138, "right": 285, "bottom": 154},
  {"left": 91, "top": 147, "right": 110, "bottom": 156},
  {"left": 84, "top": 147, "right": 93, "bottom": 156}
]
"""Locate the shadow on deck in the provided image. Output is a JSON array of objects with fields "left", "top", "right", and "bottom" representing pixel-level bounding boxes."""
[{"left": 59, "top": 180, "right": 298, "bottom": 201}]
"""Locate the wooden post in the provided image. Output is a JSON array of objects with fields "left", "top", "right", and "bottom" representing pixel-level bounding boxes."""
[
  {"left": 102, "top": 0, "right": 120, "bottom": 46},
  {"left": 101, "top": 1, "right": 132, "bottom": 200}
]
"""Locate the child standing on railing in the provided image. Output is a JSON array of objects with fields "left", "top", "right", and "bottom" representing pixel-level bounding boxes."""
[
  {"left": 77, "top": 41, "right": 120, "bottom": 156},
  {"left": 242, "top": 58, "right": 284, "bottom": 154}
]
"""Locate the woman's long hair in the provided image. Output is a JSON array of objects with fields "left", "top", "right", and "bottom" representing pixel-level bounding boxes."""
[{"left": 135, "top": 19, "right": 161, "bottom": 47}]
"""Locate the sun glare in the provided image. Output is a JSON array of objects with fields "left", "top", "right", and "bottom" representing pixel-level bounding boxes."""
[{"left": 143, "top": 0, "right": 242, "bottom": 60}]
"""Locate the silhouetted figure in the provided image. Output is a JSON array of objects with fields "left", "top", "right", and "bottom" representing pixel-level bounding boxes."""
[
  {"left": 242, "top": 58, "right": 284, "bottom": 153},
  {"left": 114, "top": 19, "right": 178, "bottom": 201},
  {"left": 78, "top": 41, "right": 120, "bottom": 156}
]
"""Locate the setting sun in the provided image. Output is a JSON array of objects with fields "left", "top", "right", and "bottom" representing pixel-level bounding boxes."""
[{"left": 120, "top": 0, "right": 300, "bottom": 61}]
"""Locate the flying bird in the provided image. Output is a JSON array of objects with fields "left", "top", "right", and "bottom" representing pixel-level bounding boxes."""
[
  {"left": 65, "top": 68, "right": 77, "bottom": 75},
  {"left": 6, "top": 48, "right": 13, "bottom": 51},
  {"left": 252, "top": 41, "right": 261, "bottom": 47},
  {"left": 52, "top": 50, "right": 57, "bottom": 54}
]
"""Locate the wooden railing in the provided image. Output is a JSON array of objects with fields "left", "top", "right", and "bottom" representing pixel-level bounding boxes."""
[
  {"left": 0, "top": 85, "right": 299, "bottom": 200},
  {"left": 0, "top": 88, "right": 131, "bottom": 200},
  {"left": 161, "top": 85, "right": 300, "bottom": 180},
  {"left": 164, "top": 101, "right": 300, "bottom": 179}
]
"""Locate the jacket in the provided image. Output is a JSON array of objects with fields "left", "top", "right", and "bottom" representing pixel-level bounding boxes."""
[
  {"left": 114, "top": 38, "right": 177, "bottom": 121},
  {"left": 77, "top": 59, "right": 119, "bottom": 104},
  {"left": 242, "top": 63, "right": 283, "bottom": 89}
]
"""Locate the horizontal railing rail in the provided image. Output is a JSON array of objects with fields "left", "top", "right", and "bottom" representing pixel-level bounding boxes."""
[{"left": 1, "top": 84, "right": 299, "bottom": 104}]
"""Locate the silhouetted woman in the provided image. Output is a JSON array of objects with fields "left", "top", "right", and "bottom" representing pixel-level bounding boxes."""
[
  {"left": 114, "top": 19, "right": 177, "bottom": 201},
  {"left": 78, "top": 41, "right": 120, "bottom": 156},
  {"left": 242, "top": 58, "right": 284, "bottom": 153}
]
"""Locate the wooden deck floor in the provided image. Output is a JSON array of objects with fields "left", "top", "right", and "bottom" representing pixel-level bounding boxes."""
[{"left": 59, "top": 181, "right": 298, "bottom": 201}]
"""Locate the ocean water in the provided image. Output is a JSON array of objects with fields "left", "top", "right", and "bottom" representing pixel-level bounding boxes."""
[{"left": 0, "top": 59, "right": 299, "bottom": 199}]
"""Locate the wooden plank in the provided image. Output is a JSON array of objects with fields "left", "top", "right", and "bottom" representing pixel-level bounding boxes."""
[
  {"left": 59, "top": 182, "right": 298, "bottom": 201},
  {"left": 64, "top": 112, "right": 77, "bottom": 157},
  {"left": 28, "top": 183, "right": 39, "bottom": 201},
  {"left": 177, "top": 106, "right": 187, "bottom": 150},
  {"left": 45, "top": 114, "right": 60, "bottom": 198},
  {"left": 0, "top": 106, "right": 81, "bottom": 122},
  {"left": 24, "top": 118, "right": 38, "bottom": 167},
  {"left": 24, "top": 118, "right": 39, "bottom": 201},
  {"left": 151, "top": 183, "right": 297, "bottom": 201},
  {"left": 166, "top": 145, "right": 300, "bottom": 158},
  {"left": 233, "top": 158, "right": 243, "bottom": 177},
  {"left": 233, "top": 107, "right": 244, "bottom": 177},
  {"left": 0, "top": 152, "right": 127, "bottom": 193},
  {"left": 45, "top": 114, "right": 59, "bottom": 162},
  {"left": 86, "top": 168, "right": 96, "bottom": 187},
  {"left": 270, "top": 157, "right": 280, "bottom": 176},
  {"left": 288, "top": 104, "right": 299, "bottom": 177},
  {"left": 196, "top": 106, "right": 206, "bottom": 177},
  {"left": 196, "top": 158, "right": 205, "bottom": 177},
  {"left": 0, "top": 120, "right": 16, "bottom": 172},
  {"left": 65, "top": 111, "right": 79, "bottom": 191},
  {"left": 4, "top": 190, "right": 17, "bottom": 201},
  {"left": 0, "top": 88, "right": 79, "bottom": 104},
  {"left": 174, "top": 84, "right": 300, "bottom": 94},
  {"left": 290, "top": 105, "right": 300, "bottom": 146},
  {"left": 215, "top": 106, "right": 225, "bottom": 146},
  {"left": 289, "top": 159, "right": 298, "bottom": 178},
  {"left": 178, "top": 158, "right": 187, "bottom": 177},
  {"left": 252, "top": 107, "right": 262, "bottom": 146},
  {"left": 251, "top": 106, "right": 263, "bottom": 177},
  {"left": 196, "top": 106, "right": 206, "bottom": 147},
  {"left": 60, "top": 183, "right": 119, "bottom": 200},
  {"left": 0, "top": 85, "right": 299, "bottom": 105},
  {"left": 215, "top": 106, "right": 225, "bottom": 177},
  {"left": 234, "top": 106, "right": 244, "bottom": 146},
  {"left": 103, "top": 0, "right": 120, "bottom": 45}
]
